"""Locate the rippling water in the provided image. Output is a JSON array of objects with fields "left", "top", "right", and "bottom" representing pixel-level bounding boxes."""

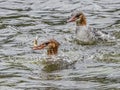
[{"left": 0, "top": 0, "right": 120, "bottom": 90}]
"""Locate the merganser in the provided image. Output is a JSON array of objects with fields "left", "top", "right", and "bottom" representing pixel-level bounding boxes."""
[
  {"left": 67, "top": 11, "right": 115, "bottom": 44},
  {"left": 32, "top": 38, "right": 76, "bottom": 72}
]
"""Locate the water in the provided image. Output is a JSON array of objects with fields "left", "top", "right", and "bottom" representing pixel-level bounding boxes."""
[{"left": 0, "top": 0, "right": 120, "bottom": 90}]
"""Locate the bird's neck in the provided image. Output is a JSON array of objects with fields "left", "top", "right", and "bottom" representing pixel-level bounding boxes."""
[
  {"left": 76, "top": 18, "right": 87, "bottom": 26},
  {"left": 47, "top": 47, "right": 58, "bottom": 56}
]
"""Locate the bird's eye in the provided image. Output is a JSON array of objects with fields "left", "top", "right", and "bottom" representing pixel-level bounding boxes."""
[
  {"left": 76, "top": 14, "right": 80, "bottom": 18},
  {"left": 44, "top": 42, "right": 49, "bottom": 46}
]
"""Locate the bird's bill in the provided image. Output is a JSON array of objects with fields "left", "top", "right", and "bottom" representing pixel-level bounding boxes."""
[
  {"left": 33, "top": 44, "right": 46, "bottom": 50},
  {"left": 67, "top": 16, "right": 76, "bottom": 22}
]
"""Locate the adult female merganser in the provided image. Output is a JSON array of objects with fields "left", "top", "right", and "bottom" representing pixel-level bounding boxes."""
[
  {"left": 33, "top": 38, "right": 76, "bottom": 72},
  {"left": 33, "top": 39, "right": 60, "bottom": 56},
  {"left": 67, "top": 11, "right": 115, "bottom": 44}
]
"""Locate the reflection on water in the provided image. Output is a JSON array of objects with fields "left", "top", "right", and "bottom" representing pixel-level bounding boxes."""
[{"left": 0, "top": 0, "right": 120, "bottom": 90}]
